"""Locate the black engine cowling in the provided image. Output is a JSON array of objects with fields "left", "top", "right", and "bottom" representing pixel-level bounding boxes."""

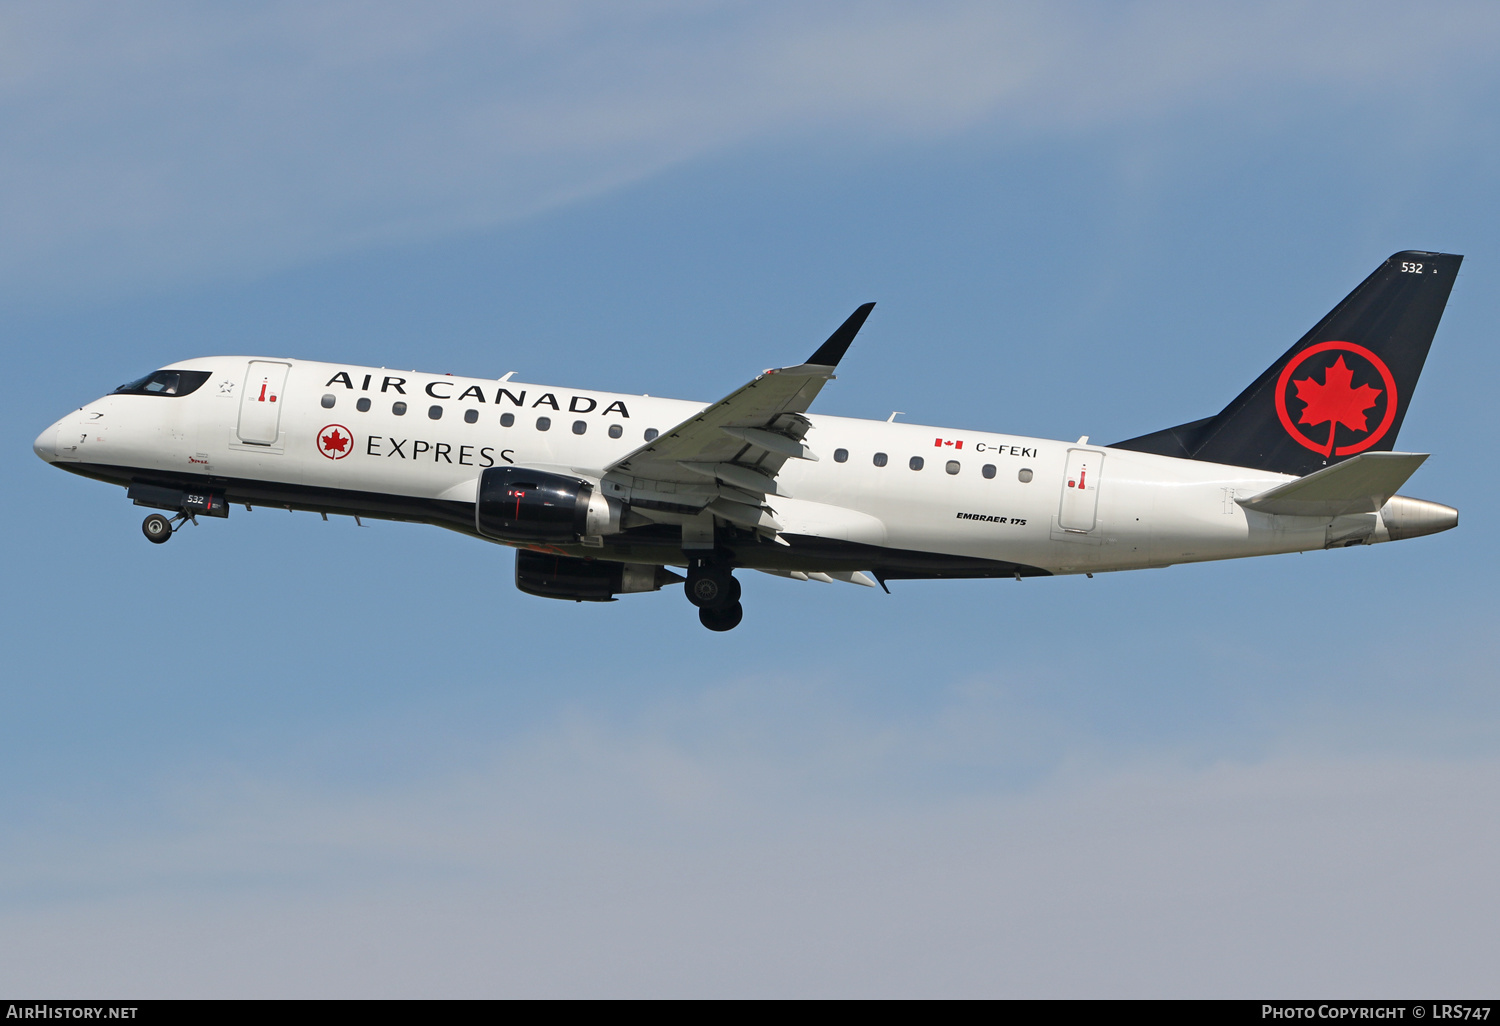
[
  {"left": 515, "top": 550, "right": 685, "bottom": 602},
  {"left": 476, "top": 466, "right": 593, "bottom": 543}
]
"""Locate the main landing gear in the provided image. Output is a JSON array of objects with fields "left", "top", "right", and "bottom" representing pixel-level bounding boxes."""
[
  {"left": 685, "top": 560, "right": 743, "bottom": 632},
  {"left": 140, "top": 512, "right": 193, "bottom": 544}
]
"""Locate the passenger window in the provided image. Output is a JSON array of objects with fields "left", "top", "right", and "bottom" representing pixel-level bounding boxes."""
[
  {"left": 464, "top": 409, "right": 478, "bottom": 424},
  {"left": 356, "top": 397, "right": 371, "bottom": 413},
  {"left": 392, "top": 401, "right": 407, "bottom": 416},
  {"left": 644, "top": 428, "right": 659, "bottom": 441},
  {"left": 608, "top": 424, "right": 623, "bottom": 439},
  {"left": 909, "top": 456, "right": 924, "bottom": 471},
  {"left": 321, "top": 394, "right": 336, "bottom": 409},
  {"left": 428, "top": 405, "right": 443, "bottom": 420},
  {"left": 946, "top": 460, "right": 960, "bottom": 475},
  {"left": 500, "top": 413, "right": 515, "bottom": 427},
  {"left": 982, "top": 464, "right": 996, "bottom": 479},
  {"left": 873, "top": 452, "right": 888, "bottom": 467},
  {"left": 536, "top": 416, "right": 551, "bottom": 431},
  {"left": 572, "top": 420, "right": 587, "bottom": 435},
  {"left": 834, "top": 448, "right": 848, "bottom": 463},
  {"left": 1018, "top": 468, "right": 1034, "bottom": 483}
]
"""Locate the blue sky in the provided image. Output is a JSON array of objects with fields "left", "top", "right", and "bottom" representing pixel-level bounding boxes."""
[{"left": 3, "top": 2, "right": 1499, "bottom": 996}]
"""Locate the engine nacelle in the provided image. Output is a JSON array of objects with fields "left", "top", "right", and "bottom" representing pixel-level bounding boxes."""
[
  {"left": 476, "top": 466, "right": 622, "bottom": 544},
  {"left": 515, "top": 550, "right": 685, "bottom": 602}
]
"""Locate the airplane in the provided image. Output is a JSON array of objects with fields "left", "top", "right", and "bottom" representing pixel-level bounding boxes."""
[{"left": 34, "top": 250, "right": 1461, "bottom": 631}]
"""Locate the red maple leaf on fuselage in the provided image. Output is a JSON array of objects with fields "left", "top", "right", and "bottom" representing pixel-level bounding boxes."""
[
  {"left": 1293, "top": 356, "right": 1382, "bottom": 455},
  {"left": 322, "top": 429, "right": 348, "bottom": 452}
]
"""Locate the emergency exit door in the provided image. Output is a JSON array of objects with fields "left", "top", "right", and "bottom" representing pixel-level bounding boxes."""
[
  {"left": 237, "top": 361, "right": 290, "bottom": 445},
  {"left": 1058, "top": 448, "right": 1104, "bottom": 531}
]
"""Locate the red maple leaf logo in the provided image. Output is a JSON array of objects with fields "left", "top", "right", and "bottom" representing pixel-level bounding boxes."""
[
  {"left": 1292, "top": 356, "right": 1382, "bottom": 456},
  {"left": 321, "top": 429, "right": 348, "bottom": 452}
]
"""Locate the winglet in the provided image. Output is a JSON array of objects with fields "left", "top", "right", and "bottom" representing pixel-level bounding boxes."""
[{"left": 806, "top": 302, "right": 875, "bottom": 367}]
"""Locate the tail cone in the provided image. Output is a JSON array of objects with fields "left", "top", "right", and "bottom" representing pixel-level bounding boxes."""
[{"left": 1380, "top": 495, "right": 1458, "bottom": 540}]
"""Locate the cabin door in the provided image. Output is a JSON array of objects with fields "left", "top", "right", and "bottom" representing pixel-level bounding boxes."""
[
  {"left": 237, "top": 361, "right": 291, "bottom": 445},
  {"left": 1057, "top": 448, "right": 1104, "bottom": 532}
]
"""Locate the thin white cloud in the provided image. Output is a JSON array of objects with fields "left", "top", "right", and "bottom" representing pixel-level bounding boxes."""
[
  {"left": 2, "top": 669, "right": 1497, "bottom": 996},
  {"left": 3, "top": 754, "right": 1496, "bottom": 997},
  {"left": 3, "top": 1, "right": 1498, "bottom": 296}
]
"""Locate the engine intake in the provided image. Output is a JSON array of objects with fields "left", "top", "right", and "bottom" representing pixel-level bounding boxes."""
[
  {"left": 515, "top": 550, "right": 685, "bottom": 602},
  {"left": 476, "top": 466, "right": 595, "bottom": 543},
  {"left": 477, "top": 466, "right": 625, "bottom": 543}
]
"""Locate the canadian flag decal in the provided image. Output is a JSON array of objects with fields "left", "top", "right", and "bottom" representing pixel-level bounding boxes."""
[{"left": 934, "top": 438, "right": 963, "bottom": 449}]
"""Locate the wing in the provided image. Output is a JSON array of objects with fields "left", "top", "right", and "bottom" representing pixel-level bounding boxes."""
[{"left": 602, "top": 303, "right": 874, "bottom": 535}]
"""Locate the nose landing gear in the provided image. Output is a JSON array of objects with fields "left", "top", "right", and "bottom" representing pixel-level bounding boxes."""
[
  {"left": 142, "top": 513, "right": 173, "bottom": 543},
  {"left": 140, "top": 511, "right": 196, "bottom": 544},
  {"left": 129, "top": 484, "right": 228, "bottom": 543},
  {"left": 685, "top": 561, "right": 743, "bottom": 632}
]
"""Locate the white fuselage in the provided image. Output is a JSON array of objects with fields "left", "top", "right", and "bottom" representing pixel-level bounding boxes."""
[{"left": 36, "top": 355, "right": 1395, "bottom": 577}]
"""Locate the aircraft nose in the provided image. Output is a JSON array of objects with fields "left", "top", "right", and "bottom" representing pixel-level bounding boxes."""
[{"left": 33, "top": 422, "right": 59, "bottom": 463}]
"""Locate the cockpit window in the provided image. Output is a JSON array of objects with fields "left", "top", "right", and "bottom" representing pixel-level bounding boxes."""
[{"left": 114, "top": 370, "right": 211, "bottom": 397}]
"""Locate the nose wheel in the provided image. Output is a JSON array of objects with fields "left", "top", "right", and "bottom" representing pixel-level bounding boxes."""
[
  {"left": 686, "top": 561, "right": 743, "bottom": 631},
  {"left": 142, "top": 513, "right": 173, "bottom": 543},
  {"left": 141, "top": 511, "right": 196, "bottom": 544}
]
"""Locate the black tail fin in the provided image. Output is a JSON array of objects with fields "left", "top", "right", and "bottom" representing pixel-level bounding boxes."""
[{"left": 1113, "top": 251, "right": 1461, "bottom": 477}]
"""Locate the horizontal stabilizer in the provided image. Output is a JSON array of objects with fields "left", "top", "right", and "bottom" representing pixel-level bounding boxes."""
[{"left": 1237, "top": 452, "right": 1428, "bottom": 517}]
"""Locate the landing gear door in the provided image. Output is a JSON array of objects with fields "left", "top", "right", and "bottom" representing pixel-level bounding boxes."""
[
  {"left": 237, "top": 361, "right": 290, "bottom": 445},
  {"left": 1058, "top": 448, "right": 1104, "bottom": 532}
]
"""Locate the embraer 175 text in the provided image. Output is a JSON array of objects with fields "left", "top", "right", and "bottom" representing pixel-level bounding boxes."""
[{"left": 35, "top": 252, "right": 1461, "bottom": 631}]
